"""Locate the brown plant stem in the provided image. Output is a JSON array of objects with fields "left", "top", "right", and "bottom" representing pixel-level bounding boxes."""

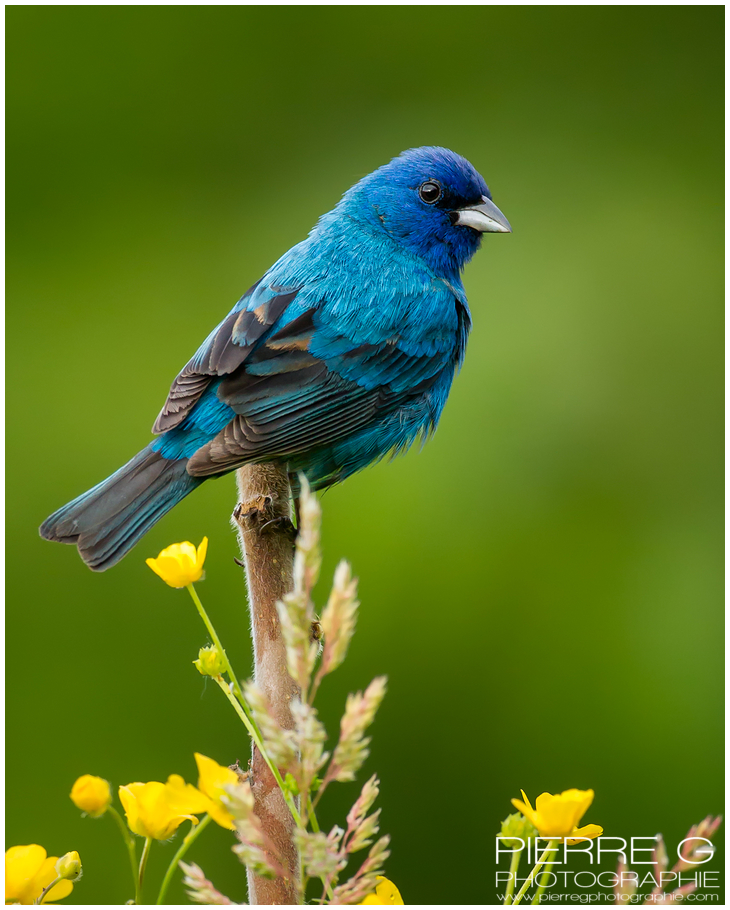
[{"left": 234, "top": 463, "right": 299, "bottom": 905}]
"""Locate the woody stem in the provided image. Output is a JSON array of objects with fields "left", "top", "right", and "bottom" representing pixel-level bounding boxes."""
[{"left": 234, "top": 464, "right": 300, "bottom": 906}]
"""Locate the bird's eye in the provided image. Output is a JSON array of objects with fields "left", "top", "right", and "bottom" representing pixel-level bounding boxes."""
[{"left": 418, "top": 181, "right": 442, "bottom": 204}]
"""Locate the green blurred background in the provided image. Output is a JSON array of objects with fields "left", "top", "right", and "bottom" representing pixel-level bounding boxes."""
[{"left": 7, "top": 6, "right": 723, "bottom": 905}]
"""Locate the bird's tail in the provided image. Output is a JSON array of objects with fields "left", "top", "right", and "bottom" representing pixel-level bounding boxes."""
[{"left": 39, "top": 445, "right": 201, "bottom": 571}]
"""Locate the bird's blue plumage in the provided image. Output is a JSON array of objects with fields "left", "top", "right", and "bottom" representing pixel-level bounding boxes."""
[{"left": 40, "top": 146, "right": 510, "bottom": 569}]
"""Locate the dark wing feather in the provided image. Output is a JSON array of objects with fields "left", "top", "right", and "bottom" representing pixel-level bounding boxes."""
[
  {"left": 152, "top": 282, "right": 299, "bottom": 434},
  {"left": 186, "top": 309, "right": 450, "bottom": 477}
]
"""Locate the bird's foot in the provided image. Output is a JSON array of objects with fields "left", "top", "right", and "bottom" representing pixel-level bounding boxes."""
[
  {"left": 232, "top": 495, "right": 297, "bottom": 542},
  {"left": 261, "top": 514, "right": 298, "bottom": 541}
]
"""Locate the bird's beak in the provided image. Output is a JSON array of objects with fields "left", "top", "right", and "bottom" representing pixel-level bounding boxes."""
[{"left": 455, "top": 195, "right": 512, "bottom": 233}]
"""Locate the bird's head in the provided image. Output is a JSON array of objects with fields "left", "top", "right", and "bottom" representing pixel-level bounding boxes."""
[{"left": 338, "top": 146, "right": 511, "bottom": 279}]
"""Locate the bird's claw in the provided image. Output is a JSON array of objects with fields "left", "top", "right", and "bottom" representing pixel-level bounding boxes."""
[
  {"left": 232, "top": 495, "right": 297, "bottom": 541},
  {"left": 260, "top": 515, "right": 298, "bottom": 541}
]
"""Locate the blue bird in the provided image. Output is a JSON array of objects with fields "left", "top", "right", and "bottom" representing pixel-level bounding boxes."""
[{"left": 40, "top": 147, "right": 511, "bottom": 570}]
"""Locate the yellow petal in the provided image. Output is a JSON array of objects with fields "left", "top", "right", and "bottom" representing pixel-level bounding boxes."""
[
  {"left": 556, "top": 789, "right": 593, "bottom": 828},
  {"left": 205, "top": 799, "right": 236, "bottom": 831},
  {"left": 146, "top": 555, "right": 187, "bottom": 588},
  {"left": 568, "top": 824, "right": 603, "bottom": 844},
  {"left": 194, "top": 753, "right": 237, "bottom": 829},
  {"left": 119, "top": 784, "right": 146, "bottom": 837},
  {"left": 375, "top": 877, "right": 403, "bottom": 904},
  {"left": 146, "top": 557, "right": 172, "bottom": 584},
  {"left": 165, "top": 774, "right": 212, "bottom": 816},
  {"left": 158, "top": 541, "right": 197, "bottom": 562},
  {"left": 511, "top": 798, "right": 540, "bottom": 832},
  {"left": 196, "top": 537, "right": 208, "bottom": 569},
  {"left": 158, "top": 814, "right": 199, "bottom": 840},
  {"left": 520, "top": 790, "right": 533, "bottom": 813},
  {"left": 560, "top": 788, "right": 593, "bottom": 806},
  {"left": 195, "top": 753, "right": 239, "bottom": 795},
  {"left": 359, "top": 877, "right": 404, "bottom": 905},
  {"left": 534, "top": 792, "right": 554, "bottom": 814},
  {"left": 534, "top": 792, "right": 585, "bottom": 837},
  {"left": 136, "top": 781, "right": 191, "bottom": 840},
  {"left": 6, "top": 845, "right": 47, "bottom": 904}
]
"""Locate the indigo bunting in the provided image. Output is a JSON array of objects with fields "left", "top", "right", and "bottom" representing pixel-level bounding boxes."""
[{"left": 40, "top": 147, "right": 511, "bottom": 570}]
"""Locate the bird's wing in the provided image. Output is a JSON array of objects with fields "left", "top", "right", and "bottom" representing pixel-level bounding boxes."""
[
  {"left": 185, "top": 292, "right": 465, "bottom": 478},
  {"left": 152, "top": 280, "right": 301, "bottom": 434}
]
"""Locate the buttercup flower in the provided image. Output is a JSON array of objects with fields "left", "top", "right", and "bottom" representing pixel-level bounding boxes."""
[
  {"left": 194, "top": 753, "right": 238, "bottom": 830},
  {"left": 359, "top": 876, "right": 404, "bottom": 905},
  {"left": 119, "top": 778, "right": 208, "bottom": 840},
  {"left": 70, "top": 774, "right": 112, "bottom": 818},
  {"left": 55, "top": 851, "right": 82, "bottom": 882},
  {"left": 511, "top": 789, "right": 603, "bottom": 843},
  {"left": 146, "top": 538, "right": 208, "bottom": 588},
  {"left": 5, "top": 845, "right": 74, "bottom": 905}
]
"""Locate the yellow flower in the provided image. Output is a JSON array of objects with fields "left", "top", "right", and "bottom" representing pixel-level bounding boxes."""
[
  {"left": 359, "top": 876, "right": 404, "bottom": 905},
  {"left": 194, "top": 753, "right": 238, "bottom": 830},
  {"left": 55, "top": 851, "right": 82, "bottom": 882},
  {"left": 118, "top": 777, "right": 208, "bottom": 840},
  {"left": 146, "top": 538, "right": 208, "bottom": 588},
  {"left": 70, "top": 774, "right": 112, "bottom": 818},
  {"left": 511, "top": 789, "right": 603, "bottom": 843},
  {"left": 5, "top": 845, "right": 74, "bottom": 905}
]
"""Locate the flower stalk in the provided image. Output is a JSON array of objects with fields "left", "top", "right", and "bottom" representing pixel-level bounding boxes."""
[
  {"left": 33, "top": 878, "right": 63, "bottom": 906},
  {"left": 512, "top": 840, "right": 557, "bottom": 906},
  {"left": 186, "top": 584, "right": 250, "bottom": 718},
  {"left": 211, "top": 674, "right": 302, "bottom": 826},
  {"left": 108, "top": 805, "right": 139, "bottom": 900},
  {"left": 138, "top": 837, "right": 153, "bottom": 904},
  {"left": 531, "top": 844, "right": 557, "bottom": 905},
  {"left": 504, "top": 849, "right": 522, "bottom": 905},
  {"left": 157, "top": 815, "right": 212, "bottom": 905}
]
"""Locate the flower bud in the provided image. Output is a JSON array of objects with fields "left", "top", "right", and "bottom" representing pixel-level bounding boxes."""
[
  {"left": 70, "top": 775, "right": 112, "bottom": 818},
  {"left": 193, "top": 645, "right": 226, "bottom": 677},
  {"left": 55, "top": 851, "right": 82, "bottom": 882},
  {"left": 499, "top": 812, "right": 538, "bottom": 848}
]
